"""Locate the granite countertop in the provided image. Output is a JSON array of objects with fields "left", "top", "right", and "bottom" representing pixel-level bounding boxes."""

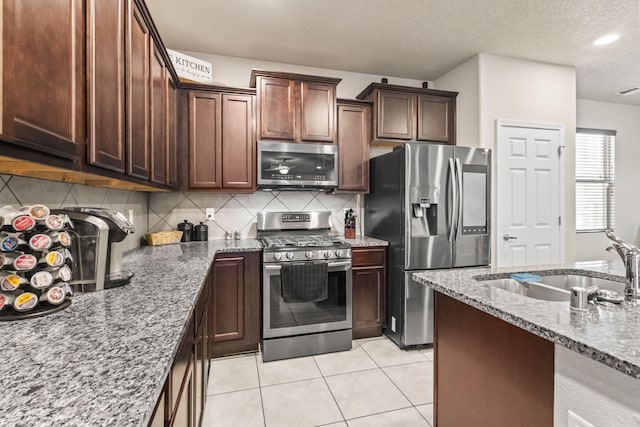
[
  {"left": 412, "top": 260, "right": 640, "bottom": 380},
  {"left": 0, "top": 239, "right": 262, "bottom": 427},
  {"left": 339, "top": 235, "right": 389, "bottom": 247}
]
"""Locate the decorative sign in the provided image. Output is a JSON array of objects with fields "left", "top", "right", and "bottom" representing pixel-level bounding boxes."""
[{"left": 166, "top": 49, "right": 212, "bottom": 82}]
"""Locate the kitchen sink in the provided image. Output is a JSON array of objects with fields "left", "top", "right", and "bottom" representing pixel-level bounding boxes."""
[{"left": 473, "top": 274, "right": 625, "bottom": 302}]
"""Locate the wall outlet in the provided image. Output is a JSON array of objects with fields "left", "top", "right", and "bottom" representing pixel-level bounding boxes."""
[
  {"left": 391, "top": 316, "right": 397, "bottom": 333},
  {"left": 568, "top": 410, "right": 595, "bottom": 427},
  {"left": 205, "top": 208, "right": 215, "bottom": 220}
]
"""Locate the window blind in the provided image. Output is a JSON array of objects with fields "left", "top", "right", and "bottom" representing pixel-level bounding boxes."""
[{"left": 575, "top": 128, "right": 615, "bottom": 233}]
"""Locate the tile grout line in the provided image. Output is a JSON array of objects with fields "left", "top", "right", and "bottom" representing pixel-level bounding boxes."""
[
  {"left": 254, "top": 353, "right": 268, "bottom": 427},
  {"left": 311, "top": 355, "right": 347, "bottom": 424},
  {"left": 358, "top": 342, "right": 419, "bottom": 411}
]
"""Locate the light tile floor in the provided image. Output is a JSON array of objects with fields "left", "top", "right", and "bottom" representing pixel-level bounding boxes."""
[{"left": 203, "top": 336, "right": 434, "bottom": 427}]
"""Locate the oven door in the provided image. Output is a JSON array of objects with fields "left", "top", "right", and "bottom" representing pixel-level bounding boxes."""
[{"left": 263, "top": 260, "right": 352, "bottom": 339}]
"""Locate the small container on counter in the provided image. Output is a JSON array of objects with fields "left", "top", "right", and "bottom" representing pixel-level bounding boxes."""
[
  {"left": 194, "top": 222, "right": 209, "bottom": 241},
  {"left": 0, "top": 272, "right": 28, "bottom": 292},
  {"left": 39, "top": 286, "right": 66, "bottom": 305},
  {"left": 0, "top": 233, "right": 28, "bottom": 252},
  {"left": 20, "top": 204, "right": 50, "bottom": 221},
  {"left": 0, "top": 253, "right": 37, "bottom": 271},
  {"left": 12, "top": 291, "right": 39, "bottom": 312},
  {"left": 177, "top": 220, "right": 193, "bottom": 242}
]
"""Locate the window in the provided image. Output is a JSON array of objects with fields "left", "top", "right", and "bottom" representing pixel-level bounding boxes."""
[{"left": 575, "top": 128, "right": 616, "bottom": 233}]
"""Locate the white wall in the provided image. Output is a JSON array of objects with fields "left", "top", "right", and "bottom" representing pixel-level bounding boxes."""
[
  {"left": 575, "top": 99, "right": 640, "bottom": 261},
  {"left": 433, "top": 55, "right": 480, "bottom": 147},
  {"left": 555, "top": 345, "right": 640, "bottom": 426},
  {"left": 178, "top": 50, "right": 425, "bottom": 99},
  {"left": 433, "top": 54, "right": 577, "bottom": 263}
]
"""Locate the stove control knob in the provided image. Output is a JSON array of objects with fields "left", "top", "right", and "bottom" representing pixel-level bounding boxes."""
[
  {"left": 335, "top": 250, "right": 345, "bottom": 258},
  {"left": 286, "top": 252, "right": 294, "bottom": 260},
  {"left": 305, "top": 251, "right": 314, "bottom": 259},
  {"left": 323, "top": 251, "right": 333, "bottom": 259},
  {"left": 273, "top": 253, "right": 282, "bottom": 261}
]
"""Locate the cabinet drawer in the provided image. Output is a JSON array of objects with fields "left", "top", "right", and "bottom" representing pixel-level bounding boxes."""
[{"left": 352, "top": 248, "right": 386, "bottom": 268}]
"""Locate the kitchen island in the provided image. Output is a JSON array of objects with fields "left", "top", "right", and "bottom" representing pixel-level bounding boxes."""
[
  {"left": 0, "top": 239, "right": 261, "bottom": 427},
  {"left": 414, "top": 261, "right": 640, "bottom": 426}
]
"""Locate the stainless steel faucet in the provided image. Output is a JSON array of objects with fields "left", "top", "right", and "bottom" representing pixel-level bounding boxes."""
[{"left": 605, "top": 230, "right": 640, "bottom": 300}]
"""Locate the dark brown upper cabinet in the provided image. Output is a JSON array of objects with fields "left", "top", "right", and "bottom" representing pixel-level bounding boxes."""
[
  {"left": 167, "top": 82, "right": 178, "bottom": 188},
  {"left": 187, "top": 89, "right": 255, "bottom": 191},
  {"left": 126, "top": 0, "right": 151, "bottom": 180},
  {"left": 337, "top": 100, "right": 371, "bottom": 192},
  {"left": 222, "top": 94, "right": 255, "bottom": 190},
  {"left": 2, "top": 0, "right": 85, "bottom": 160},
  {"left": 150, "top": 41, "right": 167, "bottom": 185},
  {"left": 357, "top": 83, "right": 457, "bottom": 146},
  {"left": 189, "top": 91, "right": 222, "bottom": 189},
  {"left": 251, "top": 70, "right": 341, "bottom": 144},
  {"left": 87, "top": 0, "right": 126, "bottom": 173}
]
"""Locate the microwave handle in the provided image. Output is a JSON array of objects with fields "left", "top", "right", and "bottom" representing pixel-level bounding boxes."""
[{"left": 264, "top": 260, "right": 351, "bottom": 271}]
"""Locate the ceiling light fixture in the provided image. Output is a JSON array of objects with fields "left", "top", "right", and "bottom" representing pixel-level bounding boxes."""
[{"left": 593, "top": 34, "right": 620, "bottom": 46}]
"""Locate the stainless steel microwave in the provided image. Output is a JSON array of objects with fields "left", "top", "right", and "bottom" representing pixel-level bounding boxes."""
[{"left": 257, "top": 141, "right": 338, "bottom": 190}]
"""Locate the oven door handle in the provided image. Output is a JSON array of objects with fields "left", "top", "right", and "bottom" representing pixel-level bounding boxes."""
[{"left": 264, "top": 260, "right": 352, "bottom": 271}]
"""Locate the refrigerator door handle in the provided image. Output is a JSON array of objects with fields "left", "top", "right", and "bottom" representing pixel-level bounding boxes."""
[
  {"left": 448, "top": 158, "right": 458, "bottom": 242},
  {"left": 455, "top": 158, "right": 463, "bottom": 239}
]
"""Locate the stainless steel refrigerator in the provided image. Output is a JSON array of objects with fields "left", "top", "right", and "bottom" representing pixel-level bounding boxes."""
[{"left": 364, "top": 143, "right": 491, "bottom": 347}]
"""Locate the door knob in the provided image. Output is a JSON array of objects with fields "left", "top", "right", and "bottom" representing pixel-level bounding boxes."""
[{"left": 503, "top": 234, "right": 518, "bottom": 241}]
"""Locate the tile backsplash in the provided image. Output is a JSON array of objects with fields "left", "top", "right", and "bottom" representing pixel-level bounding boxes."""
[
  {"left": 149, "top": 191, "right": 362, "bottom": 239},
  {"left": 0, "top": 174, "right": 364, "bottom": 246},
  {"left": 0, "top": 175, "right": 149, "bottom": 252}
]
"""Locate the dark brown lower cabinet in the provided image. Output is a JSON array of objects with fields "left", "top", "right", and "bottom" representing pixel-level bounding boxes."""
[
  {"left": 352, "top": 247, "right": 386, "bottom": 339},
  {"left": 209, "top": 252, "right": 260, "bottom": 357},
  {"left": 149, "top": 286, "right": 208, "bottom": 427},
  {"left": 435, "top": 292, "right": 554, "bottom": 427}
]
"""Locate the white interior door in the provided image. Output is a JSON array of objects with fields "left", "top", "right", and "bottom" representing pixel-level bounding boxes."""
[{"left": 496, "top": 120, "right": 565, "bottom": 268}]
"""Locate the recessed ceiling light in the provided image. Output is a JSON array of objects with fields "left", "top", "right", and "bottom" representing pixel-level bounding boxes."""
[{"left": 593, "top": 34, "right": 620, "bottom": 46}]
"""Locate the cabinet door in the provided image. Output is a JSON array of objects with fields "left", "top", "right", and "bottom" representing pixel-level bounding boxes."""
[
  {"left": 166, "top": 83, "right": 178, "bottom": 188},
  {"left": 189, "top": 92, "right": 222, "bottom": 189},
  {"left": 170, "top": 360, "right": 194, "bottom": 427},
  {"left": 125, "top": 0, "right": 150, "bottom": 180},
  {"left": 257, "top": 77, "right": 295, "bottom": 141},
  {"left": 3, "top": 0, "right": 85, "bottom": 159},
  {"left": 222, "top": 94, "right": 255, "bottom": 190},
  {"left": 300, "top": 81, "right": 336, "bottom": 142},
  {"left": 337, "top": 103, "right": 370, "bottom": 192},
  {"left": 194, "top": 314, "right": 207, "bottom": 427},
  {"left": 417, "top": 94, "right": 455, "bottom": 144},
  {"left": 148, "top": 388, "right": 165, "bottom": 427},
  {"left": 86, "top": 0, "right": 126, "bottom": 172},
  {"left": 209, "top": 252, "right": 260, "bottom": 357},
  {"left": 353, "top": 268, "right": 385, "bottom": 339},
  {"left": 376, "top": 91, "right": 414, "bottom": 140},
  {"left": 150, "top": 42, "right": 167, "bottom": 184}
]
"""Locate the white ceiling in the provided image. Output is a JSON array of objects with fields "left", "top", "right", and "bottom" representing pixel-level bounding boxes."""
[{"left": 147, "top": 0, "right": 640, "bottom": 105}]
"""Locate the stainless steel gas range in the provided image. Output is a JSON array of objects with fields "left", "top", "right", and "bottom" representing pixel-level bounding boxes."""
[{"left": 257, "top": 211, "right": 352, "bottom": 362}]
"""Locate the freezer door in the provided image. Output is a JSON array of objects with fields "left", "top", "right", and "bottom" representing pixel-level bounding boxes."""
[
  {"left": 405, "top": 143, "right": 454, "bottom": 270},
  {"left": 453, "top": 146, "right": 491, "bottom": 267},
  {"left": 402, "top": 271, "right": 434, "bottom": 346}
]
